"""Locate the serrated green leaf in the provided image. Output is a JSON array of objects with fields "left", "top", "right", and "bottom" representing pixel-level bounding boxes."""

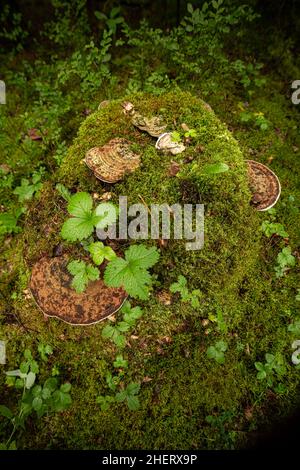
[
  {"left": 95, "top": 202, "right": 118, "bottom": 229},
  {"left": 67, "top": 260, "right": 100, "bottom": 293},
  {"left": 88, "top": 241, "right": 116, "bottom": 265}
]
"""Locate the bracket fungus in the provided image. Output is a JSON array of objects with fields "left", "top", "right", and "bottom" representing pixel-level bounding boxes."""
[
  {"left": 29, "top": 256, "right": 127, "bottom": 325},
  {"left": 155, "top": 132, "right": 186, "bottom": 155},
  {"left": 85, "top": 138, "right": 141, "bottom": 183},
  {"left": 246, "top": 160, "right": 281, "bottom": 211},
  {"left": 122, "top": 101, "right": 167, "bottom": 137}
]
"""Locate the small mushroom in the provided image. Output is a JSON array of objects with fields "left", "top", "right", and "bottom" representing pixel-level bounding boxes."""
[
  {"left": 155, "top": 132, "right": 186, "bottom": 155},
  {"left": 246, "top": 160, "right": 281, "bottom": 211},
  {"left": 85, "top": 138, "right": 141, "bottom": 183},
  {"left": 29, "top": 256, "right": 127, "bottom": 325}
]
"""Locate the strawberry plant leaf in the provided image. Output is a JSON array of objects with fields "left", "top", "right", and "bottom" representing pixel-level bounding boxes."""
[
  {"left": 104, "top": 245, "right": 159, "bottom": 299},
  {"left": 67, "top": 260, "right": 100, "bottom": 293},
  {"left": 88, "top": 241, "right": 116, "bottom": 265}
]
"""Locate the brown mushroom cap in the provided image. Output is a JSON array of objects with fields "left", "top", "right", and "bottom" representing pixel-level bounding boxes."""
[
  {"left": 85, "top": 138, "right": 140, "bottom": 183},
  {"left": 29, "top": 256, "right": 127, "bottom": 325},
  {"left": 246, "top": 160, "right": 281, "bottom": 211}
]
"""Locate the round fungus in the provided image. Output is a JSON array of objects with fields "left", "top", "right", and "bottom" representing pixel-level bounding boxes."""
[
  {"left": 84, "top": 137, "right": 141, "bottom": 183},
  {"left": 247, "top": 160, "right": 281, "bottom": 211},
  {"left": 29, "top": 256, "right": 127, "bottom": 325}
]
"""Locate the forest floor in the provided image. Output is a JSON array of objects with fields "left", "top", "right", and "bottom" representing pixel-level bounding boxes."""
[{"left": 0, "top": 2, "right": 300, "bottom": 450}]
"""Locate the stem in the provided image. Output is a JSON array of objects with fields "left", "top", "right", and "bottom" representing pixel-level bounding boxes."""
[{"left": 5, "top": 382, "right": 26, "bottom": 448}]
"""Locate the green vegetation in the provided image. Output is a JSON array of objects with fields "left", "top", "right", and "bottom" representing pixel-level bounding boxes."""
[{"left": 0, "top": 0, "right": 300, "bottom": 451}]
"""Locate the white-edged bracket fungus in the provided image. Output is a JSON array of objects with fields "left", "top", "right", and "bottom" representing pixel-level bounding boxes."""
[{"left": 29, "top": 256, "right": 127, "bottom": 325}]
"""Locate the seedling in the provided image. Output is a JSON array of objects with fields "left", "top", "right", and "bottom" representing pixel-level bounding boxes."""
[
  {"left": 261, "top": 221, "right": 288, "bottom": 238},
  {"left": 170, "top": 275, "right": 201, "bottom": 308},
  {"left": 38, "top": 344, "right": 53, "bottom": 362},
  {"left": 115, "top": 383, "right": 140, "bottom": 411},
  {"left": 255, "top": 353, "right": 286, "bottom": 387},
  {"left": 102, "top": 301, "right": 143, "bottom": 349},
  {"left": 88, "top": 241, "right": 116, "bottom": 265},
  {"left": 67, "top": 259, "right": 100, "bottom": 293},
  {"left": 275, "top": 246, "right": 295, "bottom": 277},
  {"left": 207, "top": 341, "right": 228, "bottom": 364},
  {"left": 13, "top": 170, "right": 43, "bottom": 203}
]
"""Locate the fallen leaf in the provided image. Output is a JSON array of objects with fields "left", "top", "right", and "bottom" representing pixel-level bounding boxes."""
[
  {"left": 168, "top": 161, "right": 181, "bottom": 177},
  {"left": 28, "top": 128, "right": 42, "bottom": 141}
]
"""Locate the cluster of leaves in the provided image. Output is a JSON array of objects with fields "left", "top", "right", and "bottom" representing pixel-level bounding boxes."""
[
  {"left": 233, "top": 60, "right": 266, "bottom": 96},
  {"left": 255, "top": 353, "right": 286, "bottom": 388},
  {"left": 206, "top": 308, "right": 228, "bottom": 334},
  {"left": 0, "top": 168, "right": 45, "bottom": 237},
  {"left": 97, "top": 370, "right": 140, "bottom": 412},
  {"left": 239, "top": 107, "right": 270, "bottom": 131},
  {"left": 261, "top": 220, "right": 288, "bottom": 238},
  {"left": 275, "top": 246, "right": 296, "bottom": 278},
  {"left": 170, "top": 275, "right": 201, "bottom": 308},
  {"left": 171, "top": 129, "right": 197, "bottom": 143},
  {"left": 0, "top": 349, "right": 71, "bottom": 449},
  {"left": 102, "top": 302, "right": 143, "bottom": 349},
  {"left": 13, "top": 169, "right": 44, "bottom": 203},
  {"left": 206, "top": 340, "right": 228, "bottom": 364}
]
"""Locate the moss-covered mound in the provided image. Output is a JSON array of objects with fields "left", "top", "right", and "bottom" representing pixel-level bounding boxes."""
[
  {"left": 58, "top": 90, "right": 259, "bottom": 313},
  {"left": 4, "top": 91, "right": 273, "bottom": 450},
  {"left": 19, "top": 91, "right": 261, "bottom": 327}
]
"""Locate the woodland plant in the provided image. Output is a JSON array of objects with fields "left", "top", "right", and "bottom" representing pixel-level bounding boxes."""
[{"left": 0, "top": 349, "right": 72, "bottom": 450}]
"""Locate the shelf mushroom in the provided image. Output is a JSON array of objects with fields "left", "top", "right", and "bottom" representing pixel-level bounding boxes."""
[
  {"left": 84, "top": 138, "right": 141, "bottom": 183},
  {"left": 246, "top": 160, "right": 281, "bottom": 211},
  {"left": 29, "top": 256, "right": 127, "bottom": 325}
]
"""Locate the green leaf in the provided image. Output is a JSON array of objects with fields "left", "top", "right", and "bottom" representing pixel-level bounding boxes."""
[
  {"left": 61, "top": 217, "right": 95, "bottom": 242},
  {"left": 0, "top": 405, "right": 13, "bottom": 419},
  {"left": 127, "top": 394, "right": 140, "bottom": 411},
  {"left": 215, "top": 340, "right": 227, "bottom": 352},
  {"left": 122, "top": 303, "right": 143, "bottom": 325},
  {"left": 202, "top": 163, "right": 229, "bottom": 175},
  {"left": 102, "top": 324, "right": 115, "bottom": 339},
  {"left": 88, "top": 241, "right": 116, "bottom": 265},
  {"left": 43, "top": 378, "right": 58, "bottom": 392},
  {"left": 32, "top": 385, "right": 42, "bottom": 397},
  {"left": 125, "top": 245, "right": 159, "bottom": 270},
  {"left": 96, "top": 395, "right": 115, "bottom": 411},
  {"left": 127, "top": 382, "right": 140, "bottom": 395},
  {"left": 68, "top": 192, "right": 93, "bottom": 217},
  {"left": 67, "top": 260, "right": 100, "bottom": 293},
  {"left": 277, "top": 247, "right": 295, "bottom": 268},
  {"left": 25, "top": 372, "right": 36, "bottom": 389},
  {"left": 94, "top": 202, "right": 118, "bottom": 229},
  {"left": 13, "top": 179, "right": 36, "bottom": 202},
  {"left": 113, "top": 355, "right": 128, "bottom": 369},
  {"left": 60, "top": 383, "right": 71, "bottom": 393},
  {"left": 61, "top": 192, "right": 102, "bottom": 242},
  {"left": 257, "top": 370, "right": 267, "bottom": 380},
  {"left": 38, "top": 344, "right": 53, "bottom": 361},
  {"left": 104, "top": 245, "right": 159, "bottom": 300},
  {"left": 56, "top": 183, "right": 71, "bottom": 202},
  {"left": 32, "top": 397, "right": 43, "bottom": 412},
  {"left": 170, "top": 131, "right": 181, "bottom": 142}
]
